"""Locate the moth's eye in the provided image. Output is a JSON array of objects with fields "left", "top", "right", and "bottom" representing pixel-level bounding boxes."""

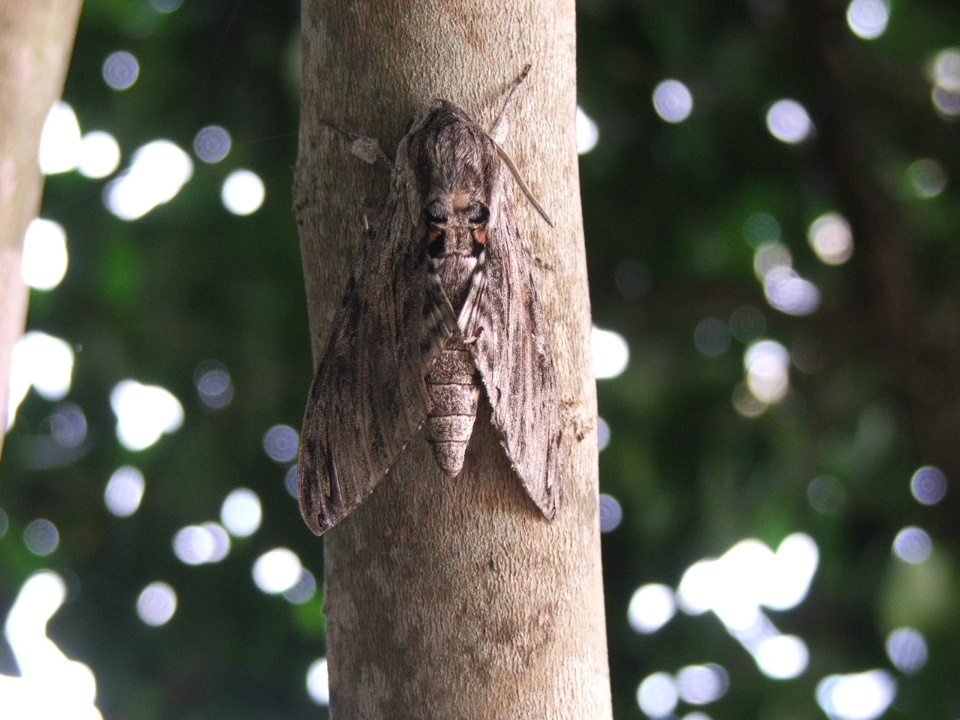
[
  {"left": 469, "top": 204, "right": 490, "bottom": 225},
  {"left": 424, "top": 202, "right": 447, "bottom": 225}
]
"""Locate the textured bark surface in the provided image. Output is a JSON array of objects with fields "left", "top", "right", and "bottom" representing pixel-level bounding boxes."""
[
  {"left": 0, "top": 0, "right": 83, "bottom": 458},
  {"left": 294, "top": 1, "right": 611, "bottom": 718}
]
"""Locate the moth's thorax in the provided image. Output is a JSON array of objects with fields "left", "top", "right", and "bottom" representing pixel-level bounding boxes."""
[{"left": 424, "top": 195, "right": 489, "bottom": 315}]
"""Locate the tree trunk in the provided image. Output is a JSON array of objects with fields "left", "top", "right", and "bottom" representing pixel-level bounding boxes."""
[
  {"left": 295, "top": 1, "right": 611, "bottom": 718},
  {"left": 0, "top": 0, "right": 83, "bottom": 458}
]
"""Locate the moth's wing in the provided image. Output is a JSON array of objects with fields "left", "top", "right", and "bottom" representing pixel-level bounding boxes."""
[
  {"left": 298, "top": 194, "right": 455, "bottom": 535},
  {"left": 460, "top": 208, "right": 562, "bottom": 519}
]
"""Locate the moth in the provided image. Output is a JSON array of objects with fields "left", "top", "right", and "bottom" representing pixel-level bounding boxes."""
[{"left": 298, "top": 68, "right": 563, "bottom": 536}]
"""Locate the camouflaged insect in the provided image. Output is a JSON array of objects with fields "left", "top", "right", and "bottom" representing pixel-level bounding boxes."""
[{"left": 298, "top": 68, "right": 562, "bottom": 535}]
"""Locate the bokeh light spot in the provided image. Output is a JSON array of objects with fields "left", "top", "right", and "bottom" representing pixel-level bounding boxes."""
[
  {"left": 885, "top": 627, "right": 927, "bottom": 674},
  {"left": 102, "top": 51, "right": 140, "bottom": 90},
  {"left": 599, "top": 494, "right": 623, "bottom": 532},
  {"left": 5, "top": 570, "right": 66, "bottom": 637},
  {"left": 764, "top": 533, "right": 819, "bottom": 610},
  {"left": 846, "top": 0, "right": 890, "bottom": 40},
  {"left": 766, "top": 99, "right": 813, "bottom": 144},
  {"left": 253, "top": 548, "right": 303, "bottom": 594},
  {"left": 910, "top": 466, "right": 947, "bottom": 505},
  {"left": 808, "top": 476, "right": 847, "bottom": 514},
  {"left": 906, "top": 158, "right": 947, "bottom": 198},
  {"left": 136, "top": 582, "right": 177, "bottom": 626},
  {"left": 729, "top": 307, "right": 766, "bottom": 343},
  {"left": 597, "top": 417, "right": 611, "bottom": 451},
  {"left": 110, "top": 380, "right": 184, "bottom": 451},
  {"left": 743, "top": 213, "right": 781, "bottom": 248},
  {"left": 193, "top": 125, "right": 232, "bottom": 163},
  {"left": 754, "top": 634, "right": 809, "bottom": 679},
  {"left": 173, "top": 525, "right": 217, "bottom": 565},
  {"left": 221, "top": 488, "right": 262, "bottom": 537},
  {"left": 48, "top": 402, "right": 84, "bottom": 448},
  {"left": 104, "top": 466, "right": 146, "bottom": 517},
  {"left": 203, "top": 522, "right": 232, "bottom": 563},
  {"left": 194, "top": 359, "right": 234, "bottom": 409},
  {"left": 732, "top": 382, "right": 767, "bottom": 418},
  {"left": 694, "top": 318, "right": 730, "bottom": 357},
  {"left": 23, "top": 519, "right": 59, "bottom": 556},
  {"left": 892, "top": 526, "right": 932, "bottom": 564},
  {"left": 576, "top": 106, "right": 599, "bottom": 154},
  {"left": 22, "top": 218, "right": 68, "bottom": 290},
  {"left": 263, "top": 424, "right": 299, "bottom": 463},
  {"left": 764, "top": 267, "right": 821, "bottom": 316},
  {"left": 931, "top": 48, "right": 960, "bottom": 91},
  {"left": 6, "top": 331, "right": 74, "bottom": 430},
  {"left": 808, "top": 212, "right": 853, "bottom": 265},
  {"left": 285, "top": 465, "right": 299, "bottom": 498},
  {"left": 637, "top": 672, "right": 679, "bottom": 718},
  {"left": 78, "top": 130, "right": 122, "bottom": 179},
  {"left": 753, "top": 241, "right": 792, "bottom": 279},
  {"left": 744, "top": 340, "right": 791, "bottom": 404},
  {"left": 816, "top": 670, "right": 896, "bottom": 720},
  {"left": 931, "top": 84, "right": 960, "bottom": 117},
  {"left": 676, "top": 664, "right": 729, "bottom": 705},
  {"left": 171, "top": 523, "right": 230, "bottom": 565},
  {"left": 593, "top": 326, "right": 629, "bottom": 379},
  {"left": 676, "top": 534, "right": 818, "bottom": 625},
  {"left": 283, "top": 569, "right": 317, "bottom": 605},
  {"left": 306, "top": 658, "right": 330, "bottom": 705},
  {"left": 628, "top": 583, "right": 677, "bottom": 634},
  {"left": 38, "top": 101, "right": 81, "bottom": 174},
  {"left": 929, "top": 49, "right": 960, "bottom": 116},
  {"left": 104, "top": 140, "right": 193, "bottom": 220},
  {"left": 2, "top": 572, "right": 103, "bottom": 719},
  {"left": 222, "top": 169, "right": 265, "bottom": 215},
  {"left": 653, "top": 79, "right": 694, "bottom": 123}
]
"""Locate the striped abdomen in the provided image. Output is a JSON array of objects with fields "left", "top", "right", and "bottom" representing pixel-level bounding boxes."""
[{"left": 423, "top": 338, "right": 480, "bottom": 476}]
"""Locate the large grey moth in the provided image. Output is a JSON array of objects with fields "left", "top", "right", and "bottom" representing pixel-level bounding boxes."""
[{"left": 298, "top": 68, "right": 563, "bottom": 536}]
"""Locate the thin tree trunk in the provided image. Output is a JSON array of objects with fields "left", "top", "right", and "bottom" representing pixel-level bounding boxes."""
[
  {"left": 0, "top": 0, "right": 83, "bottom": 457},
  {"left": 295, "top": 1, "right": 610, "bottom": 718}
]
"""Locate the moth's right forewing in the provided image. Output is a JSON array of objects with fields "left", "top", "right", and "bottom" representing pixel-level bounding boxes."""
[
  {"left": 462, "top": 209, "right": 564, "bottom": 520},
  {"left": 298, "top": 185, "right": 443, "bottom": 535}
]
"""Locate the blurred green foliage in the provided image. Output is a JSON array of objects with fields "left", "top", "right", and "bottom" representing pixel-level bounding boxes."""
[{"left": 1, "top": 0, "right": 959, "bottom": 718}]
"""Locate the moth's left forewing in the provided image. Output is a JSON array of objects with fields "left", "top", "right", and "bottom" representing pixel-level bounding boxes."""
[{"left": 298, "top": 166, "right": 451, "bottom": 535}]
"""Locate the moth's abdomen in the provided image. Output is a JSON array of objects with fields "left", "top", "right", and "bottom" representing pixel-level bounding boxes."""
[{"left": 424, "top": 339, "right": 480, "bottom": 476}]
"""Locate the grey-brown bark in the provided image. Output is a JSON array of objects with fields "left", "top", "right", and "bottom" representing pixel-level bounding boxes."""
[
  {"left": 0, "top": 0, "right": 83, "bottom": 459},
  {"left": 294, "top": 1, "right": 611, "bottom": 718}
]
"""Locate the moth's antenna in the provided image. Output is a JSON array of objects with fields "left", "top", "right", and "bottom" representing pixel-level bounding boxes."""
[
  {"left": 490, "top": 64, "right": 531, "bottom": 142},
  {"left": 493, "top": 143, "right": 554, "bottom": 228},
  {"left": 487, "top": 64, "right": 554, "bottom": 228}
]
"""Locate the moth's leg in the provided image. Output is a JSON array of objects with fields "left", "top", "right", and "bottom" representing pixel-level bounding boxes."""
[
  {"left": 360, "top": 198, "right": 384, "bottom": 236},
  {"left": 320, "top": 120, "right": 395, "bottom": 168},
  {"left": 488, "top": 63, "right": 532, "bottom": 144}
]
